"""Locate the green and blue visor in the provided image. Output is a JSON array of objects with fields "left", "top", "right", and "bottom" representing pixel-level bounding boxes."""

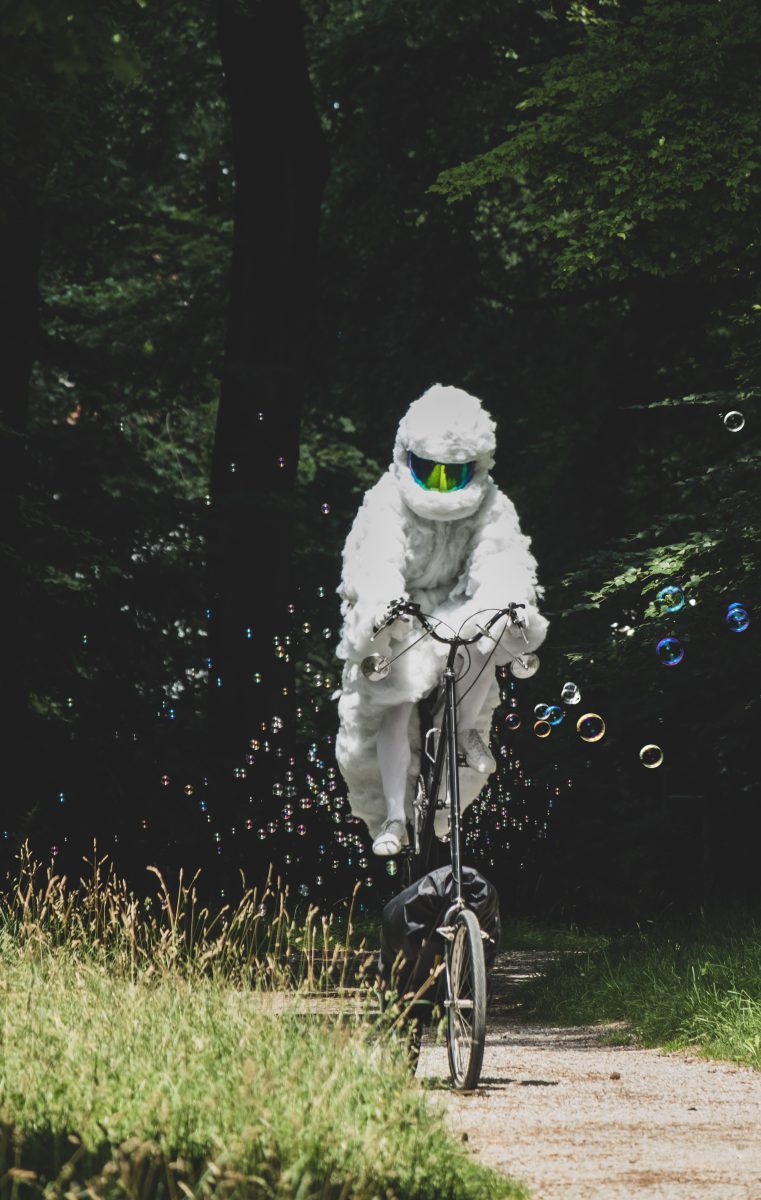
[{"left": 408, "top": 450, "right": 476, "bottom": 493}]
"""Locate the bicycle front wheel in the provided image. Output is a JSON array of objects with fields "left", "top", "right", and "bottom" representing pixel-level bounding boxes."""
[{"left": 446, "top": 908, "right": 487, "bottom": 1090}]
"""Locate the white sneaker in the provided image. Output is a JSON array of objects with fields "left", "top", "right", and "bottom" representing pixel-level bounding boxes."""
[
  {"left": 372, "top": 818, "right": 408, "bottom": 857},
  {"left": 459, "top": 729, "right": 496, "bottom": 774}
]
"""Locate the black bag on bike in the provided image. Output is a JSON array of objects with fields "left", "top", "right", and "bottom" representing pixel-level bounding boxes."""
[{"left": 379, "top": 865, "right": 500, "bottom": 1006}]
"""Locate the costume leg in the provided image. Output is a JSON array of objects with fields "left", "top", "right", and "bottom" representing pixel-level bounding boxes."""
[
  {"left": 377, "top": 700, "right": 414, "bottom": 822},
  {"left": 456, "top": 647, "right": 497, "bottom": 730}
]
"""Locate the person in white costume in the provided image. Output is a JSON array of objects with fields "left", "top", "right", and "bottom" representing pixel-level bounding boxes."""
[{"left": 335, "top": 384, "right": 548, "bottom": 856}]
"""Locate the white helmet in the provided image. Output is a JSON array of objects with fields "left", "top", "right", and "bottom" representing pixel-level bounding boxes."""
[{"left": 392, "top": 383, "right": 496, "bottom": 521}]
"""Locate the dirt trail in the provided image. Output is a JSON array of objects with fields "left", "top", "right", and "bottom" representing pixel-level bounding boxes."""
[{"left": 416, "top": 951, "right": 761, "bottom": 1200}]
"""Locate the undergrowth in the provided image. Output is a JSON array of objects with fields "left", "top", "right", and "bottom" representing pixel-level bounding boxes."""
[
  {"left": 0, "top": 848, "right": 524, "bottom": 1200},
  {"left": 520, "top": 916, "right": 761, "bottom": 1069}
]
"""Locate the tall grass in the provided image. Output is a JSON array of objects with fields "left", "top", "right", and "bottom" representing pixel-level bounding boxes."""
[
  {"left": 521, "top": 917, "right": 761, "bottom": 1069},
  {"left": 0, "top": 849, "right": 524, "bottom": 1200}
]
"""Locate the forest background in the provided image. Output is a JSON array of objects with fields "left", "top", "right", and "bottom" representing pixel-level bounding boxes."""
[{"left": 2, "top": 0, "right": 759, "bottom": 923}]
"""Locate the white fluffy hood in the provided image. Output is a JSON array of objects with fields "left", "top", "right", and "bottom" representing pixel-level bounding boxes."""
[{"left": 392, "top": 384, "right": 496, "bottom": 521}]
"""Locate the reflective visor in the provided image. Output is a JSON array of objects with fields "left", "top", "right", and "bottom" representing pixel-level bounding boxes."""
[{"left": 408, "top": 450, "right": 476, "bottom": 492}]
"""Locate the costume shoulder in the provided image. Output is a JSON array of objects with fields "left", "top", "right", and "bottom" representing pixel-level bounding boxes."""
[{"left": 339, "top": 470, "right": 406, "bottom": 604}]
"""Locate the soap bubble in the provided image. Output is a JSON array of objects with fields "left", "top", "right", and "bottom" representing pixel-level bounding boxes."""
[
  {"left": 726, "top": 605, "right": 749, "bottom": 633},
  {"left": 546, "top": 705, "right": 565, "bottom": 726},
  {"left": 639, "top": 744, "right": 664, "bottom": 768},
  {"left": 385, "top": 860, "right": 398, "bottom": 876},
  {"left": 505, "top": 712, "right": 521, "bottom": 731},
  {"left": 577, "top": 713, "right": 605, "bottom": 742},
  {"left": 656, "top": 637, "right": 684, "bottom": 666},
  {"left": 297, "top": 883, "right": 310, "bottom": 898},
  {"left": 160, "top": 775, "right": 169, "bottom": 786},
  {"left": 533, "top": 720, "right": 551, "bottom": 739},
  {"left": 560, "top": 682, "right": 581, "bottom": 705},
  {"left": 656, "top": 585, "right": 685, "bottom": 614},
  {"left": 321, "top": 503, "right": 331, "bottom": 515},
  {"left": 510, "top": 652, "right": 540, "bottom": 679},
  {"left": 184, "top": 784, "right": 193, "bottom": 795},
  {"left": 534, "top": 703, "right": 550, "bottom": 720},
  {"left": 723, "top": 410, "right": 745, "bottom": 432}
]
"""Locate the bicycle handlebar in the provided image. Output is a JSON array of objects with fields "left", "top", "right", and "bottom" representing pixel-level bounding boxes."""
[{"left": 372, "top": 598, "right": 525, "bottom": 647}]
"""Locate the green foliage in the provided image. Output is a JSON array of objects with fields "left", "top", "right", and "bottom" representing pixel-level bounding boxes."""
[
  {"left": 521, "top": 916, "right": 761, "bottom": 1069},
  {"left": 432, "top": 1, "right": 761, "bottom": 278}
]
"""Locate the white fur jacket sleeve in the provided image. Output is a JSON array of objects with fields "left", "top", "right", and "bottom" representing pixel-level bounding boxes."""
[
  {"left": 447, "top": 486, "right": 548, "bottom": 654},
  {"left": 337, "top": 475, "right": 408, "bottom": 661}
]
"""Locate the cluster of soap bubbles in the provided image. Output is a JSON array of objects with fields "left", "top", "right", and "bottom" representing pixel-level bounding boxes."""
[
  {"left": 503, "top": 672, "right": 607, "bottom": 749},
  {"left": 653, "top": 585, "right": 750, "bottom": 672},
  {"left": 532, "top": 683, "right": 599, "bottom": 744},
  {"left": 642, "top": 580, "right": 752, "bottom": 770}
]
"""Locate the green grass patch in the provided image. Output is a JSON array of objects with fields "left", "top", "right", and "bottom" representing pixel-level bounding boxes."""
[
  {"left": 501, "top": 918, "right": 607, "bottom": 953},
  {"left": 520, "top": 916, "right": 761, "bottom": 1069},
  {"left": 0, "top": 850, "right": 525, "bottom": 1200}
]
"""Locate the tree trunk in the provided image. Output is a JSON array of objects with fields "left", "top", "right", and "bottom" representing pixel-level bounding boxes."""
[
  {"left": 209, "top": 0, "right": 328, "bottom": 874},
  {"left": 0, "top": 172, "right": 42, "bottom": 862}
]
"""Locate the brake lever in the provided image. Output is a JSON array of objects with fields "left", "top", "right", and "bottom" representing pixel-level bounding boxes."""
[{"left": 371, "top": 598, "right": 414, "bottom": 638}]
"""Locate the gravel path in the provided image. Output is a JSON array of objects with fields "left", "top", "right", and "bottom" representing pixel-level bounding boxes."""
[{"left": 416, "top": 951, "right": 761, "bottom": 1199}]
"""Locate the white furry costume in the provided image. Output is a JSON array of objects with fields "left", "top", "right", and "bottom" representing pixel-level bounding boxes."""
[{"left": 335, "top": 385, "right": 548, "bottom": 839}]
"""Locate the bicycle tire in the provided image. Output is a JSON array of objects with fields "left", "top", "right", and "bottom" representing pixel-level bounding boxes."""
[{"left": 446, "top": 908, "right": 487, "bottom": 1090}]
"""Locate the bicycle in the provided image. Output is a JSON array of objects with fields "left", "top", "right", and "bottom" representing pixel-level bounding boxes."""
[{"left": 364, "top": 598, "right": 535, "bottom": 1090}]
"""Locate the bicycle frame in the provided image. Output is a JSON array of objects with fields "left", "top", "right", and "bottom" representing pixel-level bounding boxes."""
[
  {"left": 418, "top": 640, "right": 466, "bottom": 907},
  {"left": 371, "top": 598, "right": 526, "bottom": 893},
  {"left": 370, "top": 599, "right": 526, "bottom": 1091}
]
